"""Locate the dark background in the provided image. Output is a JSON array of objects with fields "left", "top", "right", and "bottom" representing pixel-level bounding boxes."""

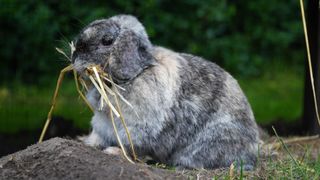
[
  {"left": 1, "top": 0, "right": 305, "bottom": 82},
  {"left": 0, "top": 0, "right": 317, "bottom": 156}
]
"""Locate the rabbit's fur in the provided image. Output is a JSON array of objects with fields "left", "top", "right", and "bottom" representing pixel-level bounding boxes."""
[{"left": 72, "top": 15, "right": 261, "bottom": 169}]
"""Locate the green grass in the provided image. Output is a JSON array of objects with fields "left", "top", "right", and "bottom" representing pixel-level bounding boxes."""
[
  {"left": 0, "top": 64, "right": 303, "bottom": 133},
  {"left": 180, "top": 151, "right": 320, "bottom": 179},
  {"left": 0, "top": 78, "right": 92, "bottom": 133},
  {"left": 238, "top": 64, "right": 303, "bottom": 125},
  {"left": 163, "top": 138, "right": 320, "bottom": 179}
]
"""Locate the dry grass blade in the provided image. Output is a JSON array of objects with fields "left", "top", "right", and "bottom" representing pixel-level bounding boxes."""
[
  {"left": 88, "top": 72, "right": 120, "bottom": 117},
  {"left": 73, "top": 70, "right": 94, "bottom": 112},
  {"left": 269, "top": 135, "right": 319, "bottom": 150},
  {"left": 112, "top": 81, "right": 137, "bottom": 161},
  {"left": 38, "top": 65, "right": 73, "bottom": 143},
  {"left": 109, "top": 107, "right": 134, "bottom": 164},
  {"left": 102, "top": 76, "right": 126, "bottom": 91},
  {"left": 87, "top": 66, "right": 138, "bottom": 162},
  {"left": 39, "top": 45, "right": 95, "bottom": 143},
  {"left": 272, "top": 127, "right": 299, "bottom": 166},
  {"left": 78, "top": 78, "right": 89, "bottom": 91},
  {"left": 102, "top": 78, "right": 136, "bottom": 114},
  {"left": 92, "top": 66, "right": 120, "bottom": 115},
  {"left": 102, "top": 82, "right": 116, "bottom": 96},
  {"left": 99, "top": 97, "right": 104, "bottom": 110},
  {"left": 299, "top": 0, "right": 320, "bottom": 127},
  {"left": 55, "top": 47, "right": 72, "bottom": 62},
  {"left": 102, "top": 76, "right": 140, "bottom": 120},
  {"left": 114, "top": 90, "right": 134, "bottom": 109},
  {"left": 229, "top": 163, "right": 235, "bottom": 180},
  {"left": 69, "top": 41, "right": 76, "bottom": 56},
  {"left": 89, "top": 66, "right": 137, "bottom": 162}
]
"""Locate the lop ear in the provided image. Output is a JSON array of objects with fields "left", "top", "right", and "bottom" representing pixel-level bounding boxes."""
[
  {"left": 137, "top": 37, "right": 157, "bottom": 68},
  {"left": 109, "top": 30, "right": 155, "bottom": 82}
]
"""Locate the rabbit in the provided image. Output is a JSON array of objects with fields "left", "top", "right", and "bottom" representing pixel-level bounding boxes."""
[{"left": 72, "top": 14, "right": 261, "bottom": 170}]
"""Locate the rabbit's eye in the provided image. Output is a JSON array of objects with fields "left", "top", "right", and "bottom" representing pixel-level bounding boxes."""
[{"left": 102, "top": 35, "right": 114, "bottom": 46}]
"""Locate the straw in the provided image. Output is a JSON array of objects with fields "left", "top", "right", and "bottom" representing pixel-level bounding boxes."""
[
  {"left": 111, "top": 78, "right": 137, "bottom": 161},
  {"left": 73, "top": 70, "right": 94, "bottom": 112},
  {"left": 88, "top": 70, "right": 120, "bottom": 117},
  {"left": 38, "top": 65, "right": 73, "bottom": 143},
  {"left": 299, "top": 0, "right": 320, "bottom": 127},
  {"left": 108, "top": 104, "right": 135, "bottom": 164},
  {"left": 40, "top": 44, "right": 138, "bottom": 164}
]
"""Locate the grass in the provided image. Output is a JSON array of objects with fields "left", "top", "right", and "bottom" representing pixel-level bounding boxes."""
[
  {"left": 169, "top": 137, "right": 320, "bottom": 179},
  {"left": 238, "top": 63, "right": 304, "bottom": 125},
  {"left": 0, "top": 77, "right": 92, "bottom": 133},
  {"left": 0, "top": 64, "right": 303, "bottom": 133}
]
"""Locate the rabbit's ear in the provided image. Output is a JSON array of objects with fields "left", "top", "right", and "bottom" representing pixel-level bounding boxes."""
[{"left": 109, "top": 30, "right": 155, "bottom": 82}]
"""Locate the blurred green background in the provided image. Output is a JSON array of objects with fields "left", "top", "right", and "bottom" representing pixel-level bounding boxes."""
[{"left": 0, "top": 0, "right": 305, "bottom": 133}]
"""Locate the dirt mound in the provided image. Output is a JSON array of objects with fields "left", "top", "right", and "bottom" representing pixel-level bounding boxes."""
[
  {"left": 0, "top": 138, "right": 181, "bottom": 180},
  {"left": 1, "top": 137, "right": 319, "bottom": 179}
]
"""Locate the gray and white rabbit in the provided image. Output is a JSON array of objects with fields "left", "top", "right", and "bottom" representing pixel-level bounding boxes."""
[{"left": 72, "top": 15, "right": 261, "bottom": 169}]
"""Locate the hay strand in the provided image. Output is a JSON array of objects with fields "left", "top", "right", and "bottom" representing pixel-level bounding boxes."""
[
  {"left": 89, "top": 66, "right": 137, "bottom": 162},
  {"left": 268, "top": 135, "right": 319, "bottom": 150},
  {"left": 111, "top": 80, "right": 137, "bottom": 161},
  {"left": 272, "top": 127, "right": 299, "bottom": 166},
  {"left": 73, "top": 70, "right": 94, "bottom": 112},
  {"left": 55, "top": 47, "right": 72, "bottom": 62},
  {"left": 102, "top": 76, "right": 126, "bottom": 91},
  {"left": 299, "top": 0, "right": 320, "bottom": 127},
  {"left": 108, "top": 106, "right": 134, "bottom": 164},
  {"left": 88, "top": 71, "right": 120, "bottom": 117},
  {"left": 69, "top": 41, "right": 76, "bottom": 57},
  {"left": 38, "top": 65, "right": 73, "bottom": 143},
  {"left": 78, "top": 77, "right": 89, "bottom": 91}
]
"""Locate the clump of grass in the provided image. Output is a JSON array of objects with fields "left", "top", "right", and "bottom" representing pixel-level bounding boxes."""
[{"left": 168, "top": 132, "right": 320, "bottom": 179}]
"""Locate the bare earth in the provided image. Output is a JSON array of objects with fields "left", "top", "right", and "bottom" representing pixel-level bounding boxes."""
[
  {"left": 0, "top": 138, "right": 182, "bottom": 180},
  {"left": 1, "top": 137, "right": 319, "bottom": 179}
]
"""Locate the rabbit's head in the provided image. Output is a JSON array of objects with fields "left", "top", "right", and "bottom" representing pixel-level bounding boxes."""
[{"left": 72, "top": 15, "right": 155, "bottom": 84}]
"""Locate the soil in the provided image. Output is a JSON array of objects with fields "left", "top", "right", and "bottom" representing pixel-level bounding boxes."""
[
  {"left": 1, "top": 137, "right": 319, "bottom": 179},
  {"left": 0, "top": 138, "right": 184, "bottom": 179},
  {"left": 0, "top": 116, "right": 86, "bottom": 157}
]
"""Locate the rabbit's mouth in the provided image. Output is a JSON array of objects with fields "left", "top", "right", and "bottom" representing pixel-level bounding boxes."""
[
  {"left": 111, "top": 76, "right": 131, "bottom": 85},
  {"left": 111, "top": 65, "right": 150, "bottom": 86}
]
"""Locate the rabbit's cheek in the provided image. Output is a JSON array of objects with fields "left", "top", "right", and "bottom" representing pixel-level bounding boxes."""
[{"left": 109, "top": 61, "right": 143, "bottom": 83}]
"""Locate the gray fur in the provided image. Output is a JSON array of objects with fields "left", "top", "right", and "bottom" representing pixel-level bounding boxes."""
[{"left": 72, "top": 15, "right": 261, "bottom": 169}]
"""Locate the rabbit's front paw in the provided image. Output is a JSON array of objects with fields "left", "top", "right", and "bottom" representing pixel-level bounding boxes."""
[
  {"left": 79, "top": 131, "right": 104, "bottom": 148},
  {"left": 103, "top": 146, "right": 122, "bottom": 156}
]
